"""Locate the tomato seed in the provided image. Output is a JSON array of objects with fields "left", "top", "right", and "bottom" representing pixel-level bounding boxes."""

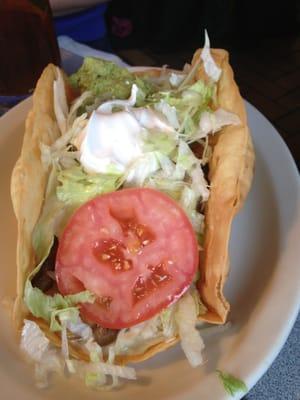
[
  {"left": 96, "top": 296, "right": 112, "bottom": 310},
  {"left": 136, "top": 226, "right": 144, "bottom": 237},
  {"left": 123, "top": 260, "right": 131, "bottom": 270},
  {"left": 94, "top": 239, "right": 132, "bottom": 272},
  {"left": 110, "top": 212, "right": 155, "bottom": 253},
  {"left": 132, "top": 262, "right": 172, "bottom": 304},
  {"left": 114, "top": 262, "right": 122, "bottom": 270}
]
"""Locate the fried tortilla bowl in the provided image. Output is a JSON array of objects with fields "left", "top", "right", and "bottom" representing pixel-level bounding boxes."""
[{"left": 10, "top": 49, "right": 254, "bottom": 365}]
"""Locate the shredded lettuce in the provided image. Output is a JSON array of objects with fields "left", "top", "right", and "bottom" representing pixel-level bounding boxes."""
[
  {"left": 154, "top": 100, "right": 180, "bottom": 130},
  {"left": 162, "top": 81, "right": 215, "bottom": 112},
  {"left": 191, "top": 287, "right": 207, "bottom": 316},
  {"left": 50, "top": 307, "right": 79, "bottom": 332},
  {"left": 113, "top": 287, "right": 204, "bottom": 362},
  {"left": 79, "top": 360, "right": 136, "bottom": 382},
  {"left": 200, "top": 30, "right": 222, "bottom": 82},
  {"left": 125, "top": 138, "right": 208, "bottom": 233},
  {"left": 143, "top": 131, "right": 177, "bottom": 156},
  {"left": 81, "top": 339, "right": 136, "bottom": 388},
  {"left": 169, "top": 72, "right": 186, "bottom": 87},
  {"left": 138, "top": 140, "right": 208, "bottom": 232},
  {"left": 125, "top": 152, "right": 160, "bottom": 186},
  {"left": 160, "top": 306, "right": 177, "bottom": 338},
  {"left": 147, "top": 176, "right": 186, "bottom": 201},
  {"left": 57, "top": 165, "right": 123, "bottom": 206},
  {"left": 174, "top": 140, "right": 198, "bottom": 178},
  {"left": 155, "top": 152, "right": 176, "bottom": 177},
  {"left": 53, "top": 68, "right": 68, "bottom": 135},
  {"left": 41, "top": 111, "right": 87, "bottom": 170},
  {"left": 21, "top": 319, "right": 50, "bottom": 362},
  {"left": 217, "top": 370, "right": 248, "bottom": 397},
  {"left": 140, "top": 66, "right": 174, "bottom": 91},
  {"left": 85, "top": 339, "right": 104, "bottom": 363},
  {"left": 175, "top": 292, "right": 205, "bottom": 367},
  {"left": 20, "top": 320, "right": 136, "bottom": 390},
  {"left": 97, "top": 83, "right": 139, "bottom": 113},
  {"left": 154, "top": 80, "right": 216, "bottom": 141},
  {"left": 67, "top": 90, "right": 93, "bottom": 129},
  {"left": 60, "top": 318, "right": 70, "bottom": 361},
  {"left": 180, "top": 186, "right": 204, "bottom": 233},
  {"left": 114, "top": 315, "right": 165, "bottom": 356},
  {"left": 67, "top": 315, "right": 93, "bottom": 341},
  {"left": 24, "top": 280, "right": 95, "bottom": 331},
  {"left": 177, "top": 55, "right": 202, "bottom": 91},
  {"left": 21, "top": 320, "right": 63, "bottom": 388},
  {"left": 196, "top": 108, "right": 241, "bottom": 140},
  {"left": 183, "top": 79, "right": 216, "bottom": 106},
  {"left": 190, "top": 165, "right": 210, "bottom": 202}
]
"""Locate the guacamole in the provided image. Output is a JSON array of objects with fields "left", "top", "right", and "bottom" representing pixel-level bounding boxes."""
[{"left": 69, "top": 57, "right": 153, "bottom": 102}]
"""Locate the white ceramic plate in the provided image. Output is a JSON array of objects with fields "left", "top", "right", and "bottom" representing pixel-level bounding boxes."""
[{"left": 0, "top": 98, "right": 299, "bottom": 400}]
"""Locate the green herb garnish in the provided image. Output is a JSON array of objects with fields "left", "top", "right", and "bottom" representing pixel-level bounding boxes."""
[{"left": 217, "top": 370, "right": 248, "bottom": 397}]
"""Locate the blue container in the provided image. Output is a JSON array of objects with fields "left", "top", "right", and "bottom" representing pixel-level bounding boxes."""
[{"left": 54, "top": 4, "right": 108, "bottom": 43}]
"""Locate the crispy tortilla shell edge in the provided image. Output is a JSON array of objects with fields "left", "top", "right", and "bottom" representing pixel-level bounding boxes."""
[
  {"left": 11, "top": 64, "right": 60, "bottom": 332},
  {"left": 193, "top": 49, "right": 255, "bottom": 323}
]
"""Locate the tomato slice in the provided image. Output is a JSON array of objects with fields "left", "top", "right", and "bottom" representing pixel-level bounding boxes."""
[{"left": 55, "top": 188, "right": 199, "bottom": 329}]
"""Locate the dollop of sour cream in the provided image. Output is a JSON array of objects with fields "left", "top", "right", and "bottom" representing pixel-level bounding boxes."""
[
  {"left": 80, "top": 110, "right": 144, "bottom": 173},
  {"left": 79, "top": 85, "right": 174, "bottom": 174}
]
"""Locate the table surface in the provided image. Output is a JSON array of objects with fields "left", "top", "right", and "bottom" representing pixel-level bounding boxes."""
[{"left": 1, "top": 45, "right": 299, "bottom": 400}]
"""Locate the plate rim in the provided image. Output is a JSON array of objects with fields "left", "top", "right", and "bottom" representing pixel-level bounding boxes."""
[{"left": 0, "top": 97, "right": 299, "bottom": 400}]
